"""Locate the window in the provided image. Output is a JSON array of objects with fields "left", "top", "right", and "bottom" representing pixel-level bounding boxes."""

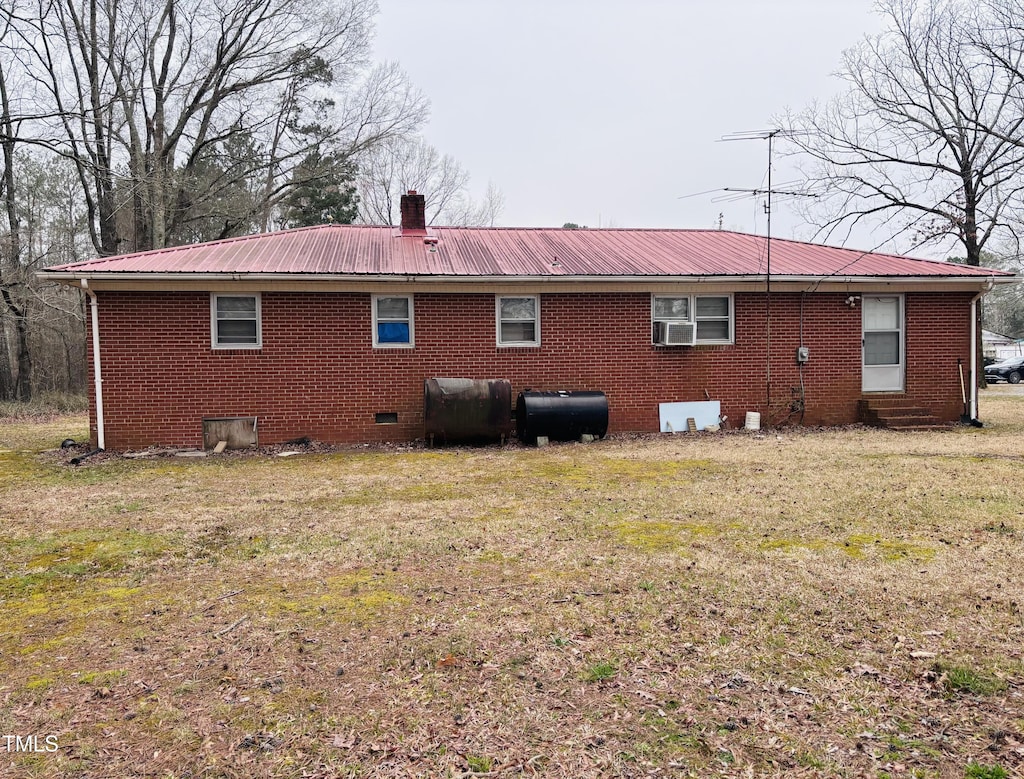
[
  {"left": 373, "top": 295, "right": 414, "bottom": 347},
  {"left": 652, "top": 294, "right": 733, "bottom": 344},
  {"left": 497, "top": 295, "right": 539, "bottom": 346},
  {"left": 212, "top": 294, "right": 261, "bottom": 349},
  {"left": 654, "top": 296, "right": 689, "bottom": 323},
  {"left": 695, "top": 296, "right": 731, "bottom": 342}
]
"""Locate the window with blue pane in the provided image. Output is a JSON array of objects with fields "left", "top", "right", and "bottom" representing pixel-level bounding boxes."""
[{"left": 373, "top": 295, "right": 413, "bottom": 347}]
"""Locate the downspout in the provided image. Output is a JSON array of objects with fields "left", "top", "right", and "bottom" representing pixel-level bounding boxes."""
[
  {"left": 81, "top": 280, "right": 105, "bottom": 450},
  {"left": 969, "top": 280, "right": 994, "bottom": 421}
]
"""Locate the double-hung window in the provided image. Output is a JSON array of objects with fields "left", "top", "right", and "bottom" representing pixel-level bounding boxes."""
[
  {"left": 694, "top": 296, "right": 731, "bottom": 341},
  {"left": 212, "top": 294, "right": 261, "bottom": 349},
  {"left": 496, "top": 295, "right": 539, "bottom": 346},
  {"left": 373, "top": 295, "right": 414, "bottom": 347},
  {"left": 652, "top": 294, "right": 733, "bottom": 345},
  {"left": 653, "top": 296, "right": 690, "bottom": 328}
]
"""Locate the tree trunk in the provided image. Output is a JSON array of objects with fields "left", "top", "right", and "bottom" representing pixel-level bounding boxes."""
[
  {"left": 12, "top": 311, "right": 31, "bottom": 401},
  {"left": 0, "top": 45, "right": 28, "bottom": 399},
  {"left": 0, "top": 319, "right": 14, "bottom": 401},
  {"left": 962, "top": 205, "right": 988, "bottom": 392},
  {"left": 0, "top": 288, "right": 31, "bottom": 401}
]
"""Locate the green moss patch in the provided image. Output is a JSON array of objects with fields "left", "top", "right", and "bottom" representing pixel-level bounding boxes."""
[
  {"left": 841, "top": 533, "right": 936, "bottom": 561},
  {"left": 246, "top": 570, "right": 408, "bottom": 625},
  {"left": 612, "top": 519, "right": 711, "bottom": 551},
  {"left": 3, "top": 581, "right": 145, "bottom": 664},
  {"left": 757, "top": 533, "right": 935, "bottom": 561},
  {"left": 1, "top": 529, "right": 171, "bottom": 598}
]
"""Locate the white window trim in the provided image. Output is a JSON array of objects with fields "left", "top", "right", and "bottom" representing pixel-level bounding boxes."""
[
  {"left": 211, "top": 293, "right": 262, "bottom": 350},
  {"left": 651, "top": 293, "right": 734, "bottom": 345},
  {"left": 496, "top": 294, "right": 540, "bottom": 347},
  {"left": 372, "top": 294, "right": 415, "bottom": 349}
]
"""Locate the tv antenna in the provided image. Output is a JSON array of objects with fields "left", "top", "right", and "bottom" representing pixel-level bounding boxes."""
[
  {"left": 722, "top": 129, "right": 780, "bottom": 282},
  {"left": 719, "top": 129, "right": 818, "bottom": 277},
  {"left": 719, "top": 128, "right": 817, "bottom": 419}
]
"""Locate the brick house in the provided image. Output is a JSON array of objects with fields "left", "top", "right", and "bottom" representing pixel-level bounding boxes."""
[{"left": 39, "top": 192, "right": 1014, "bottom": 450}]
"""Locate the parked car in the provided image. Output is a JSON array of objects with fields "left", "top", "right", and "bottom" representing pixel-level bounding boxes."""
[{"left": 985, "top": 355, "right": 1024, "bottom": 384}]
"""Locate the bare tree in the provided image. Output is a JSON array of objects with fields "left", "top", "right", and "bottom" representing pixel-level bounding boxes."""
[
  {"left": 1, "top": 0, "right": 431, "bottom": 400},
  {"left": 2, "top": 0, "right": 428, "bottom": 254},
  {"left": 973, "top": 245, "right": 1024, "bottom": 338},
  {"left": 358, "top": 135, "right": 504, "bottom": 226},
  {"left": 0, "top": 12, "right": 32, "bottom": 399},
  {"left": 973, "top": 2, "right": 1024, "bottom": 257},
  {"left": 3, "top": 3, "right": 107, "bottom": 400},
  {"left": 781, "top": 0, "right": 1024, "bottom": 266},
  {"left": 0, "top": 143, "right": 90, "bottom": 400},
  {"left": 780, "top": 0, "right": 1024, "bottom": 386},
  {"left": 445, "top": 180, "right": 505, "bottom": 228}
]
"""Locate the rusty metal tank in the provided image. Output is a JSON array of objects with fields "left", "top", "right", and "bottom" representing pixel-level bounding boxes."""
[
  {"left": 515, "top": 390, "right": 608, "bottom": 444},
  {"left": 423, "top": 378, "right": 514, "bottom": 445}
]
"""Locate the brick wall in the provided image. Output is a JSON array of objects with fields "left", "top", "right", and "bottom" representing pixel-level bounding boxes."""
[{"left": 85, "top": 289, "right": 974, "bottom": 448}]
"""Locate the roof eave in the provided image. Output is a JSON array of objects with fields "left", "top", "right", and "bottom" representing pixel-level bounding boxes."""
[
  {"left": 36, "top": 271, "right": 1016, "bottom": 285},
  {"left": 769, "top": 273, "right": 1017, "bottom": 285},
  {"left": 38, "top": 271, "right": 766, "bottom": 283}
]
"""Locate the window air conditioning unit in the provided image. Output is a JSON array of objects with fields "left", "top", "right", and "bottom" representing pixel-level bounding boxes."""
[{"left": 655, "top": 320, "right": 696, "bottom": 346}]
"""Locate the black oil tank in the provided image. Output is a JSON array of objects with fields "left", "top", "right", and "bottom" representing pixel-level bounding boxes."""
[
  {"left": 515, "top": 390, "right": 608, "bottom": 444},
  {"left": 424, "top": 378, "right": 514, "bottom": 445}
]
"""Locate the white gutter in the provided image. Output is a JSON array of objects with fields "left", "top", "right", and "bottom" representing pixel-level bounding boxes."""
[
  {"left": 80, "top": 280, "right": 105, "bottom": 450},
  {"left": 36, "top": 271, "right": 1019, "bottom": 286}
]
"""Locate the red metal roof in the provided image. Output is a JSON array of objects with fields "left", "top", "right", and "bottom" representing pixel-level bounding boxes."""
[{"left": 44, "top": 224, "right": 1012, "bottom": 279}]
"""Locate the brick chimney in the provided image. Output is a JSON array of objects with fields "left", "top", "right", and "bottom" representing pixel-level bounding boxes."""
[{"left": 399, "top": 190, "right": 427, "bottom": 235}]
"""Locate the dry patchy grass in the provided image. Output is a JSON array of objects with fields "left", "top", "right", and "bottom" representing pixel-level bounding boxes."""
[{"left": 1, "top": 392, "right": 1023, "bottom": 778}]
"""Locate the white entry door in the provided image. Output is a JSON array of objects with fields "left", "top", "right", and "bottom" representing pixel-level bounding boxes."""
[{"left": 862, "top": 295, "right": 904, "bottom": 392}]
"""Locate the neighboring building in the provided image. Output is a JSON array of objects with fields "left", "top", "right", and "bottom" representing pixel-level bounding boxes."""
[
  {"left": 39, "top": 192, "right": 1016, "bottom": 450},
  {"left": 983, "top": 329, "right": 1024, "bottom": 361}
]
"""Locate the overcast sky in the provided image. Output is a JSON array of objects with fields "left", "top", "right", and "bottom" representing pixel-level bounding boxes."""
[{"left": 371, "top": 0, "right": 884, "bottom": 246}]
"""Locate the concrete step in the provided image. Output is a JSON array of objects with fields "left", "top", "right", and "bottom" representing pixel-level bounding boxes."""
[
  {"left": 859, "top": 397, "right": 945, "bottom": 430},
  {"left": 872, "top": 408, "right": 932, "bottom": 419}
]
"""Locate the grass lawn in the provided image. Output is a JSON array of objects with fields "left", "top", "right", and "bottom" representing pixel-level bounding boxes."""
[{"left": 1, "top": 391, "right": 1022, "bottom": 778}]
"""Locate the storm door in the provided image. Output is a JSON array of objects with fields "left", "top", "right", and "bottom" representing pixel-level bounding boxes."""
[{"left": 862, "top": 295, "right": 904, "bottom": 392}]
